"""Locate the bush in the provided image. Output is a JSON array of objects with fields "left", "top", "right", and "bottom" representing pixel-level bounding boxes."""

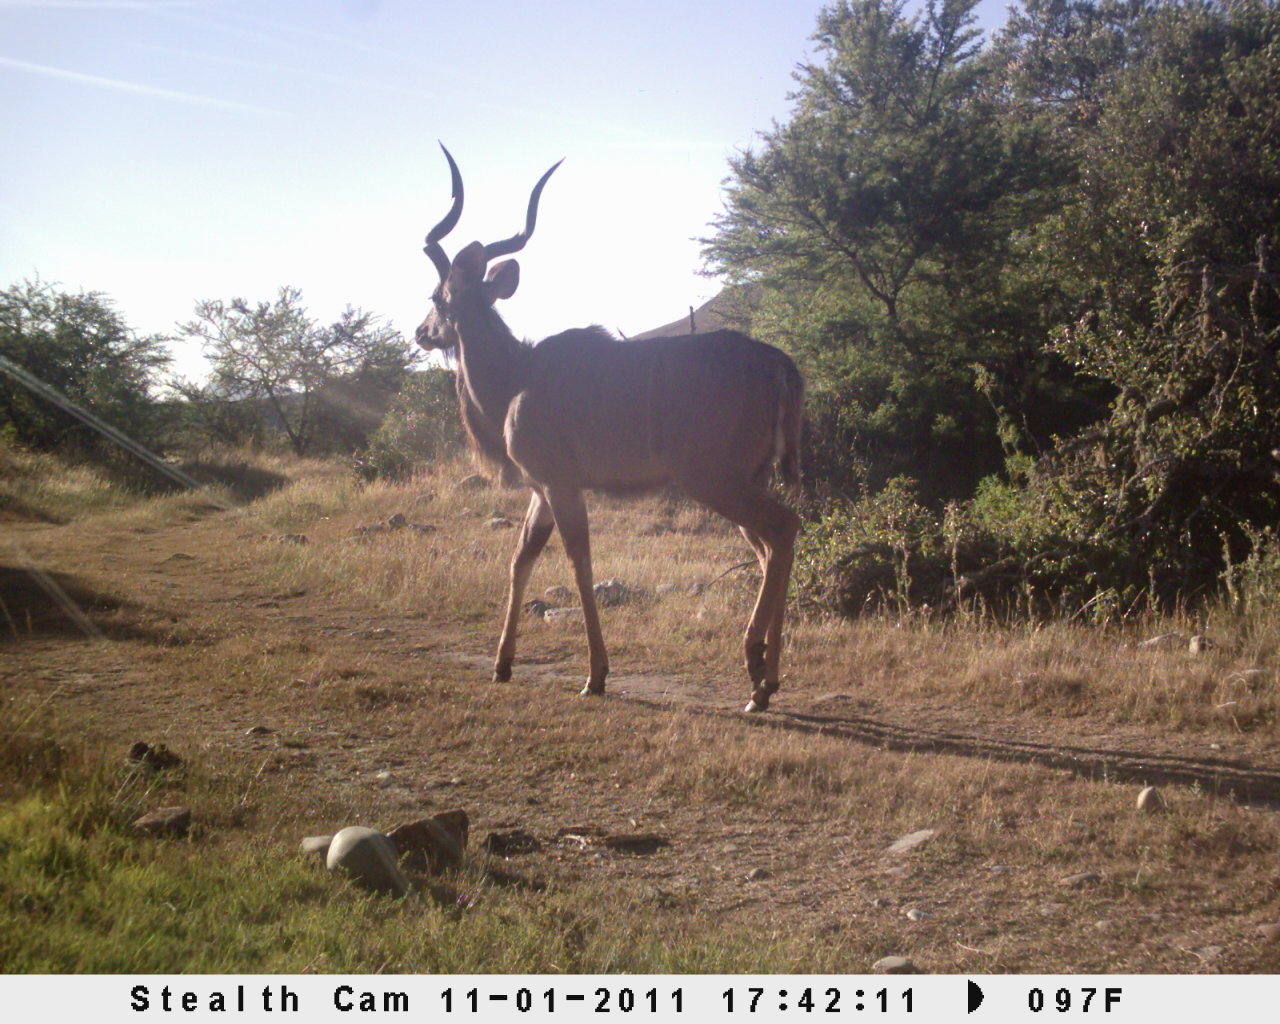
[
  {"left": 795, "top": 468, "right": 1153, "bottom": 622},
  {"left": 355, "top": 368, "right": 464, "bottom": 481}
]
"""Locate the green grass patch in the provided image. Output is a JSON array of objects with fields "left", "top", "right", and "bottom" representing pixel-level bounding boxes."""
[{"left": 0, "top": 698, "right": 850, "bottom": 974}]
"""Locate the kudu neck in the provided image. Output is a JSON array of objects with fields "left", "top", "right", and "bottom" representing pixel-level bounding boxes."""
[{"left": 451, "top": 294, "right": 526, "bottom": 426}]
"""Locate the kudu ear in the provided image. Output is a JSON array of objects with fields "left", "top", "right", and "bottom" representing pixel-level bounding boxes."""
[
  {"left": 484, "top": 259, "right": 520, "bottom": 302},
  {"left": 450, "top": 240, "right": 488, "bottom": 280}
]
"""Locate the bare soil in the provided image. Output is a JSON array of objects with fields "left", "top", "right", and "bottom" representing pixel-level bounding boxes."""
[{"left": 4, "top": 502, "right": 1280, "bottom": 974}]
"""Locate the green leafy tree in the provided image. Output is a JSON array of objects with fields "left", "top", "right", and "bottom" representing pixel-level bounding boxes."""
[
  {"left": 0, "top": 280, "right": 170, "bottom": 454},
  {"left": 176, "top": 287, "right": 418, "bottom": 455},
  {"left": 705, "top": 0, "right": 1101, "bottom": 500},
  {"left": 1031, "top": 0, "right": 1280, "bottom": 601},
  {"left": 796, "top": 0, "right": 1280, "bottom": 615}
]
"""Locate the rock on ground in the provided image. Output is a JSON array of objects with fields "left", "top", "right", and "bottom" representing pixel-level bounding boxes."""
[
  {"left": 299, "top": 835, "right": 333, "bottom": 859},
  {"left": 326, "top": 826, "right": 410, "bottom": 898},
  {"left": 1136, "top": 786, "right": 1166, "bottom": 813},
  {"left": 386, "top": 809, "right": 469, "bottom": 874},
  {"left": 886, "top": 828, "right": 936, "bottom": 855},
  {"left": 132, "top": 806, "right": 191, "bottom": 838}
]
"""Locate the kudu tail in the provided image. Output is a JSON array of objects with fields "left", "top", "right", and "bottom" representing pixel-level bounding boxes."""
[{"left": 775, "top": 358, "right": 804, "bottom": 493}]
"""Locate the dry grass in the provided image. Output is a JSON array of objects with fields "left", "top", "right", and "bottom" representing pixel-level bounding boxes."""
[
  {"left": 0, "top": 440, "right": 141, "bottom": 523},
  {"left": 234, "top": 456, "right": 1280, "bottom": 741},
  {"left": 5, "top": 450, "right": 1280, "bottom": 973}
]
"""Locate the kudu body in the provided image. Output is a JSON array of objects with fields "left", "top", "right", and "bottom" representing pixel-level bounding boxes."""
[{"left": 415, "top": 148, "right": 803, "bottom": 712}]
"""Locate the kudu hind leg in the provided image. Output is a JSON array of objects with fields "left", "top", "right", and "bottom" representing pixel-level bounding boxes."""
[
  {"left": 494, "top": 490, "right": 555, "bottom": 682},
  {"left": 738, "top": 527, "right": 771, "bottom": 685},
  {"left": 746, "top": 518, "right": 797, "bottom": 712},
  {"left": 545, "top": 485, "right": 609, "bottom": 696},
  {"left": 692, "top": 483, "right": 799, "bottom": 711}
]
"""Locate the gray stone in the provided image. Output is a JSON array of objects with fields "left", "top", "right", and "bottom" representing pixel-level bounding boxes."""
[
  {"left": 1186, "top": 944, "right": 1222, "bottom": 962},
  {"left": 601, "top": 833, "right": 671, "bottom": 855},
  {"left": 387, "top": 810, "right": 469, "bottom": 874},
  {"left": 872, "top": 956, "right": 917, "bottom": 974},
  {"left": 300, "top": 834, "right": 333, "bottom": 860},
  {"left": 133, "top": 806, "right": 191, "bottom": 838},
  {"left": 1136, "top": 786, "right": 1166, "bottom": 813},
  {"left": 387, "top": 513, "right": 408, "bottom": 530},
  {"left": 347, "top": 627, "right": 393, "bottom": 640},
  {"left": 1189, "top": 634, "right": 1214, "bottom": 654},
  {"left": 544, "top": 584, "right": 575, "bottom": 603},
  {"left": 1256, "top": 922, "right": 1280, "bottom": 942},
  {"left": 1137, "top": 633, "right": 1183, "bottom": 649},
  {"left": 887, "top": 828, "right": 936, "bottom": 855},
  {"left": 278, "top": 534, "right": 308, "bottom": 545},
  {"left": 1058, "top": 871, "right": 1102, "bottom": 888},
  {"left": 127, "top": 741, "right": 183, "bottom": 771},
  {"left": 904, "top": 908, "right": 930, "bottom": 921},
  {"left": 747, "top": 867, "right": 772, "bottom": 881},
  {"left": 483, "top": 828, "right": 543, "bottom": 856},
  {"left": 594, "top": 578, "right": 637, "bottom": 606},
  {"left": 486, "top": 516, "right": 514, "bottom": 530},
  {"left": 326, "top": 826, "right": 411, "bottom": 897}
]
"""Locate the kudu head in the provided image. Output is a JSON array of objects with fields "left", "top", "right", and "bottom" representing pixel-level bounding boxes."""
[{"left": 414, "top": 144, "right": 562, "bottom": 352}]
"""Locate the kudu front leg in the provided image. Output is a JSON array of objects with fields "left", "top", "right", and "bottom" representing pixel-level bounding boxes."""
[
  {"left": 493, "top": 490, "right": 555, "bottom": 683},
  {"left": 545, "top": 485, "right": 609, "bottom": 696}
]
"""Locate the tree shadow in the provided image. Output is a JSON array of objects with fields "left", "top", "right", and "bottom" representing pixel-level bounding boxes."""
[
  {"left": 0, "top": 565, "right": 189, "bottom": 645},
  {"left": 175, "top": 458, "right": 290, "bottom": 502}
]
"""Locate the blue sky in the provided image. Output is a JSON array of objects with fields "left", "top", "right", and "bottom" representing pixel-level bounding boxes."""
[{"left": 1, "top": 0, "right": 1012, "bottom": 379}]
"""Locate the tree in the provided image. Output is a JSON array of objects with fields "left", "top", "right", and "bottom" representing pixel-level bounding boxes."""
[
  {"left": 176, "top": 287, "right": 418, "bottom": 455},
  {"left": 0, "top": 280, "right": 171, "bottom": 454},
  {"left": 796, "top": 0, "right": 1280, "bottom": 615},
  {"left": 704, "top": 0, "right": 1101, "bottom": 501},
  {"left": 1031, "top": 0, "right": 1280, "bottom": 602}
]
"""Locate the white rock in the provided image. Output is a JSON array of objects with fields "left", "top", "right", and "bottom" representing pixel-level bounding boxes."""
[
  {"left": 887, "top": 828, "right": 936, "bottom": 855},
  {"left": 1136, "top": 786, "right": 1166, "bottom": 813},
  {"left": 326, "top": 826, "right": 410, "bottom": 898},
  {"left": 1137, "top": 633, "right": 1183, "bottom": 649},
  {"left": 300, "top": 834, "right": 333, "bottom": 859}
]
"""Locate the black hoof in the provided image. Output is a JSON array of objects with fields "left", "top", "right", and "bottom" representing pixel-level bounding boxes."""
[
  {"left": 579, "top": 682, "right": 605, "bottom": 697},
  {"left": 493, "top": 659, "right": 513, "bottom": 683}
]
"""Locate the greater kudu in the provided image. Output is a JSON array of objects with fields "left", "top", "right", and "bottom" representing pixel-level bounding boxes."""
[{"left": 415, "top": 146, "right": 803, "bottom": 712}]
